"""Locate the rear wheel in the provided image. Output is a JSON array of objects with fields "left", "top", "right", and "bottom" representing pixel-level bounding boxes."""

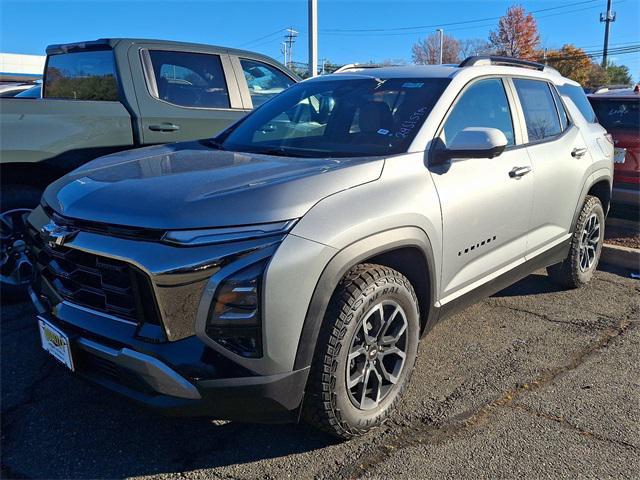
[
  {"left": 1, "top": 185, "right": 41, "bottom": 302},
  {"left": 547, "top": 195, "right": 604, "bottom": 288},
  {"left": 302, "top": 263, "right": 420, "bottom": 439}
]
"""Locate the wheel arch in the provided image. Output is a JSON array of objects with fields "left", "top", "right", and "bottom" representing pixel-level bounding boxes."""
[
  {"left": 293, "top": 226, "right": 438, "bottom": 371},
  {"left": 571, "top": 170, "right": 612, "bottom": 233},
  {"left": 0, "top": 161, "right": 64, "bottom": 190}
]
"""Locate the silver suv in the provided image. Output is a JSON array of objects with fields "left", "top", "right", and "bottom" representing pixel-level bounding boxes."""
[{"left": 26, "top": 56, "right": 613, "bottom": 439}]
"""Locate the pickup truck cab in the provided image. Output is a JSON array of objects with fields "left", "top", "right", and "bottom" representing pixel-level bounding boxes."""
[{"left": 0, "top": 38, "right": 297, "bottom": 295}]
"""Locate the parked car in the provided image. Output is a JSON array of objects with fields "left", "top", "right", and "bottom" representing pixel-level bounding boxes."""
[
  {"left": 0, "top": 38, "right": 297, "bottom": 296},
  {"left": 588, "top": 86, "right": 640, "bottom": 207},
  {"left": 26, "top": 56, "right": 612, "bottom": 439}
]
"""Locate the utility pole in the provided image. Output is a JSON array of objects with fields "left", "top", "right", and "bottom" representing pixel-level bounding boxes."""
[
  {"left": 281, "top": 42, "right": 287, "bottom": 66},
  {"left": 308, "top": 0, "right": 318, "bottom": 77},
  {"left": 600, "top": 0, "right": 616, "bottom": 67},
  {"left": 284, "top": 27, "right": 298, "bottom": 69},
  {"left": 436, "top": 29, "right": 444, "bottom": 65}
]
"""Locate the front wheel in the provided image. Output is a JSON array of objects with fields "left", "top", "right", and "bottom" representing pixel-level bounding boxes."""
[
  {"left": 302, "top": 263, "right": 420, "bottom": 439},
  {"left": 1, "top": 184, "right": 42, "bottom": 302},
  {"left": 547, "top": 195, "right": 604, "bottom": 288}
]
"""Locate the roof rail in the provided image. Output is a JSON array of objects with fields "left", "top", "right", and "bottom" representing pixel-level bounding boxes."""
[
  {"left": 334, "top": 63, "right": 403, "bottom": 73},
  {"left": 459, "top": 55, "right": 545, "bottom": 71}
]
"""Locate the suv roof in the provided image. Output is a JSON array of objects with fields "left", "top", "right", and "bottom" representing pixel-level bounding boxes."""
[{"left": 327, "top": 55, "right": 567, "bottom": 83}]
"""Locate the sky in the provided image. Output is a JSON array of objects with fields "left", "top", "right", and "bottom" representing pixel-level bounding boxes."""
[{"left": 1, "top": 0, "right": 639, "bottom": 78}]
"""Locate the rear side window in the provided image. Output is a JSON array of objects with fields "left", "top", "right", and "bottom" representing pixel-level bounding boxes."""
[
  {"left": 558, "top": 84, "right": 597, "bottom": 123},
  {"left": 239, "top": 58, "right": 294, "bottom": 107},
  {"left": 513, "top": 79, "right": 561, "bottom": 142},
  {"left": 44, "top": 50, "right": 118, "bottom": 101},
  {"left": 590, "top": 98, "right": 640, "bottom": 131},
  {"left": 148, "top": 50, "right": 230, "bottom": 108},
  {"left": 442, "top": 78, "right": 515, "bottom": 147}
]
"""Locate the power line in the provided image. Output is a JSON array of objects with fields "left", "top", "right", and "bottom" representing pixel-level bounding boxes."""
[
  {"left": 321, "top": 4, "right": 607, "bottom": 37},
  {"left": 320, "top": 0, "right": 599, "bottom": 33},
  {"left": 238, "top": 28, "right": 287, "bottom": 48}
]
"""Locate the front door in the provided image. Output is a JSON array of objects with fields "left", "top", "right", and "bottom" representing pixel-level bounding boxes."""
[{"left": 429, "top": 77, "right": 533, "bottom": 301}]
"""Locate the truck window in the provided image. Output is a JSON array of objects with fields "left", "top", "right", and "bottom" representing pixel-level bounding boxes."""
[
  {"left": 239, "top": 59, "right": 295, "bottom": 107},
  {"left": 148, "top": 50, "right": 230, "bottom": 109},
  {"left": 44, "top": 50, "right": 119, "bottom": 101}
]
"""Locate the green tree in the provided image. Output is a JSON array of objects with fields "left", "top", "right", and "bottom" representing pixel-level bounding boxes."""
[{"left": 605, "top": 64, "right": 632, "bottom": 85}]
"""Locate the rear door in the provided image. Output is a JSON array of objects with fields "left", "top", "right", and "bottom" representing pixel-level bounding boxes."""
[
  {"left": 430, "top": 77, "right": 533, "bottom": 300},
  {"left": 230, "top": 56, "right": 297, "bottom": 109},
  {"left": 509, "top": 78, "right": 591, "bottom": 254},
  {"left": 127, "top": 43, "right": 248, "bottom": 144}
]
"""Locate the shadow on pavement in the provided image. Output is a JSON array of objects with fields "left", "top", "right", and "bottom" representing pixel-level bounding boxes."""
[{"left": 1, "top": 302, "right": 336, "bottom": 479}]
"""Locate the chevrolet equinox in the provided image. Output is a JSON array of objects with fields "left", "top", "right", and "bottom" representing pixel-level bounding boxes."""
[{"left": 25, "top": 56, "right": 613, "bottom": 439}]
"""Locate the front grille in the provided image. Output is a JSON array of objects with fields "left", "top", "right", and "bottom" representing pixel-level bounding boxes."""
[{"left": 28, "top": 226, "right": 160, "bottom": 325}]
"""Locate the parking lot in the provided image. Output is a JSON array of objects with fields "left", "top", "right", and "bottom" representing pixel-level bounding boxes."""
[{"left": 2, "top": 265, "right": 638, "bottom": 479}]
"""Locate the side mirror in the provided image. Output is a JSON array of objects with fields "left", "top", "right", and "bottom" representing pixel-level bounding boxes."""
[{"left": 433, "top": 127, "right": 508, "bottom": 164}]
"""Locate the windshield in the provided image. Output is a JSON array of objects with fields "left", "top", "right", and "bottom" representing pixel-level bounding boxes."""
[
  {"left": 220, "top": 77, "right": 450, "bottom": 158},
  {"left": 590, "top": 97, "right": 640, "bottom": 131}
]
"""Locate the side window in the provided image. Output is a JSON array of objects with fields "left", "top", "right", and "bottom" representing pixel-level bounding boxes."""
[
  {"left": 558, "top": 84, "right": 597, "bottom": 123},
  {"left": 44, "top": 50, "right": 118, "bottom": 101},
  {"left": 148, "top": 50, "right": 229, "bottom": 108},
  {"left": 442, "top": 78, "right": 515, "bottom": 147},
  {"left": 239, "top": 58, "right": 295, "bottom": 107},
  {"left": 513, "top": 79, "right": 562, "bottom": 142},
  {"left": 550, "top": 85, "right": 569, "bottom": 131}
]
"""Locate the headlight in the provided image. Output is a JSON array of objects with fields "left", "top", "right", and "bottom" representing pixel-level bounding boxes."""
[
  {"left": 162, "top": 220, "right": 296, "bottom": 246},
  {"left": 206, "top": 260, "right": 267, "bottom": 358}
]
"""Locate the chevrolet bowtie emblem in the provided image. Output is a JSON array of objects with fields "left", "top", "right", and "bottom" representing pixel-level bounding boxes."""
[{"left": 41, "top": 221, "right": 78, "bottom": 248}]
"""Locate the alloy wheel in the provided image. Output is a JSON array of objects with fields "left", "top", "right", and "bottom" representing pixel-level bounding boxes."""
[
  {"left": 579, "top": 213, "right": 600, "bottom": 272},
  {"left": 346, "top": 300, "right": 408, "bottom": 410},
  {"left": 0, "top": 209, "right": 34, "bottom": 287}
]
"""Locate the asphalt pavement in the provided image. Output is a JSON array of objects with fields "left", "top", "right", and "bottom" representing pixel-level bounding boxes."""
[{"left": 2, "top": 266, "right": 639, "bottom": 479}]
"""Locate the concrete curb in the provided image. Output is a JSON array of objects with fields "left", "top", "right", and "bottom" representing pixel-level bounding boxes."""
[{"left": 601, "top": 243, "right": 640, "bottom": 271}]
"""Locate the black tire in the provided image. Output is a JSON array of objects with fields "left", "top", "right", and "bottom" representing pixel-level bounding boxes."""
[
  {"left": 1, "top": 184, "right": 42, "bottom": 303},
  {"left": 547, "top": 195, "right": 604, "bottom": 289},
  {"left": 302, "top": 263, "right": 420, "bottom": 439}
]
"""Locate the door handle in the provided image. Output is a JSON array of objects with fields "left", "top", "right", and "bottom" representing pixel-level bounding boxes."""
[
  {"left": 509, "top": 166, "right": 532, "bottom": 178},
  {"left": 571, "top": 147, "right": 587, "bottom": 158},
  {"left": 148, "top": 123, "right": 180, "bottom": 132}
]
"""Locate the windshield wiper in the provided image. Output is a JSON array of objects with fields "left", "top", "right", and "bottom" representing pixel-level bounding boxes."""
[{"left": 252, "top": 147, "right": 312, "bottom": 158}]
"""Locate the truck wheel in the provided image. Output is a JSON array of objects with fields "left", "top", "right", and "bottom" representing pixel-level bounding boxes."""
[
  {"left": 547, "top": 195, "right": 604, "bottom": 289},
  {"left": 302, "top": 263, "right": 420, "bottom": 439},
  {"left": 1, "top": 184, "right": 41, "bottom": 302}
]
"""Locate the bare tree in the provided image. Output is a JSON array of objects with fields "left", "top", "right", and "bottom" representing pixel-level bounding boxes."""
[
  {"left": 412, "top": 32, "right": 460, "bottom": 64},
  {"left": 458, "top": 38, "right": 493, "bottom": 59}
]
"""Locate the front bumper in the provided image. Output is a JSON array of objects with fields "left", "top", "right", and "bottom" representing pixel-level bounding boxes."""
[{"left": 31, "top": 290, "right": 309, "bottom": 422}]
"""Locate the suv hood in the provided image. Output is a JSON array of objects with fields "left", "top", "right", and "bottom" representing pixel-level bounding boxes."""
[{"left": 43, "top": 141, "right": 385, "bottom": 230}]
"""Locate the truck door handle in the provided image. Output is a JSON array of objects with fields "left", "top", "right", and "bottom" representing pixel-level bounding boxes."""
[
  {"left": 571, "top": 147, "right": 587, "bottom": 158},
  {"left": 148, "top": 123, "right": 180, "bottom": 132},
  {"left": 509, "top": 166, "right": 532, "bottom": 178}
]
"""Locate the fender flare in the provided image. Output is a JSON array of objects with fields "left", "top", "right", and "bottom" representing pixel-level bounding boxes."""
[
  {"left": 292, "top": 226, "right": 438, "bottom": 370},
  {"left": 570, "top": 169, "right": 612, "bottom": 233}
]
